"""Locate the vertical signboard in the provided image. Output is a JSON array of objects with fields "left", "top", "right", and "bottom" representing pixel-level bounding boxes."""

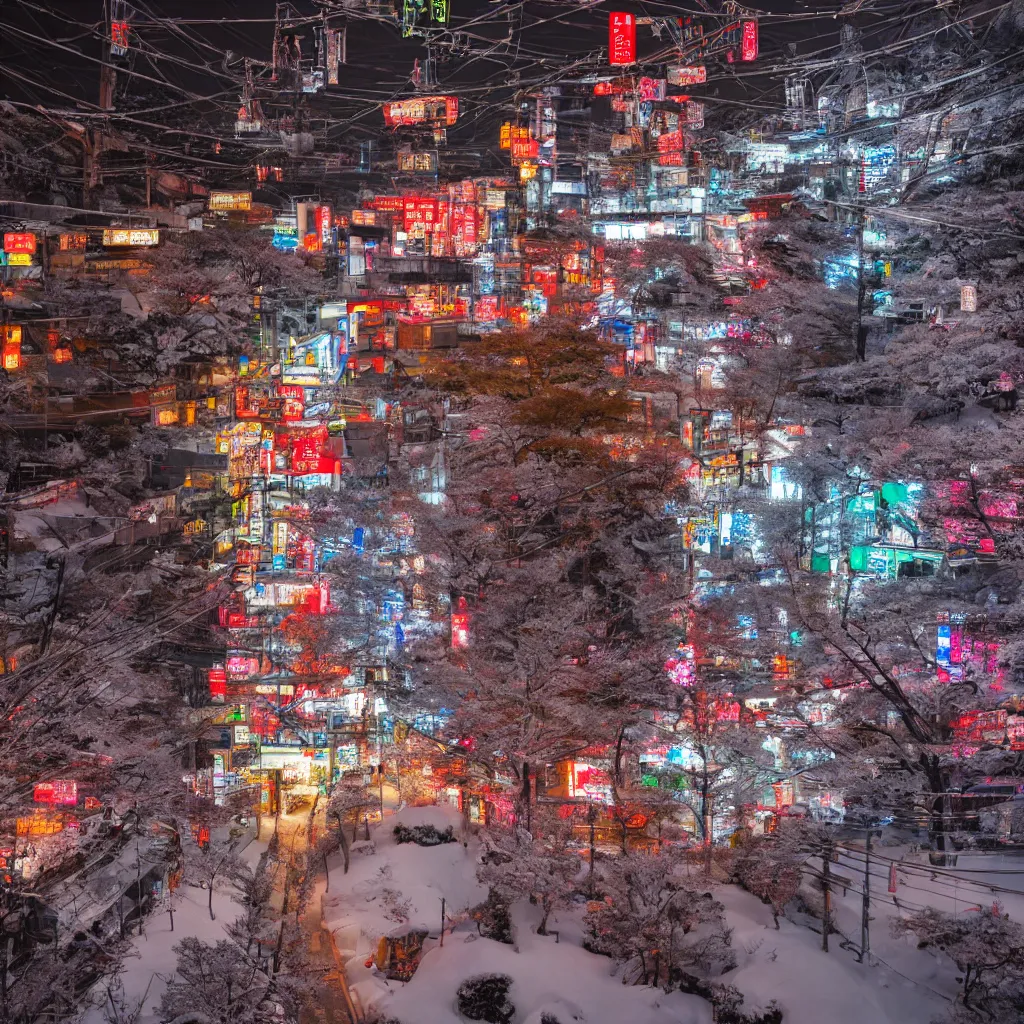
[{"left": 609, "top": 13, "right": 636, "bottom": 66}]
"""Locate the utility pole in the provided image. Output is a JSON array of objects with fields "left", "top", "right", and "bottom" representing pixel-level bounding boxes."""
[
  {"left": 860, "top": 830, "right": 875, "bottom": 963},
  {"left": 855, "top": 205, "right": 867, "bottom": 361},
  {"left": 821, "top": 839, "right": 832, "bottom": 953}
]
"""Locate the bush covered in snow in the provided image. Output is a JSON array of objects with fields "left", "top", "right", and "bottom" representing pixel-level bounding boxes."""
[
  {"left": 470, "top": 888, "right": 514, "bottom": 944},
  {"left": 393, "top": 822, "right": 456, "bottom": 846},
  {"left": 456, "top": 973, "right": 515, "bottom": 1024}
]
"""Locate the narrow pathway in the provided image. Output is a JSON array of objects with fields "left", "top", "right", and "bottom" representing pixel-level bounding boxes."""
[{"left": 266, "top": 809, "right": 360, "bottom": 1024}]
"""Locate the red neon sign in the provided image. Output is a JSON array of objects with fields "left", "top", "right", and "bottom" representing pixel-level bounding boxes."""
[
  {"left": 609, "top": 12, "right": 636, "bottom": 66},
  {"left": 741, "top": 20, "right": 758, "bottom": 62},
  {"left": 451, "top": 612, "right": 470, "bottom": 648},
  {"left": 3, "top": 233, "right": 35, "bottom": 254}
]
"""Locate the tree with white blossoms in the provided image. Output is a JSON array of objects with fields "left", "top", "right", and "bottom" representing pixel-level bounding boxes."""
[
  {"left": 732, "top": 826, "right": 804, "bottom": 929},
  {"left": 893, "top": 905, "right": 1024, "bottom": 1023},
  {"left": 325, "top": 774, "right": 377, "bottom": 874},
  {"left": 586, "top": 846, "right": 734, "bottom": 989},
  {"left": 478, "top": 817, "right": 579, "bottom": 936},
  {"left": 158, "top": 935, "right": 300, "bottom": 1024}
]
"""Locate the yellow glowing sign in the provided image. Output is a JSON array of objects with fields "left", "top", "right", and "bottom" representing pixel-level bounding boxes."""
[
  {"left": 102, "top": 228, "right": 160, "bottom": 247},
  {"left": 209, "top": 191, "right": 253, "bottom": 211}
]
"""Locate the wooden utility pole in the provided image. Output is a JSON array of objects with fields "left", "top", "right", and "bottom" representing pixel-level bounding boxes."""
[
  {"left": 860, "top": 831, "right": 873, "bottom": 962},
  {"left": 855, "top": 205, "right": 867, "bottom": 360},
  {"left": 821, "top": 840, "right": 832, "bottom": 953}
]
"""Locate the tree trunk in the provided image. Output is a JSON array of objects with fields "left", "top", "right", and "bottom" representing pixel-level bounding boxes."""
[
  {"left": 924, "top": 754, "right": 952, "bottom": 866},
  {"left": 208, "top": 878, "right": 215, "bottom": 921},
  {"left": 339, "top": 826, "right": 351, "bottom": 875},
  {"left": 614, "top": 728, "right": 626, "bottom": 788},
  {"left": 521, "top": 762, "right": 532, "bottom": 834}
]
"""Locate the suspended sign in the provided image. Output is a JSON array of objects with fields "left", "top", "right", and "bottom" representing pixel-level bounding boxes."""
[
  {"left": 741, "top": 20, "right": 758, "bottom": 62},
  {"left": 208, "top": 668, "right": 227, "bottom": 703},
  {"left": 609, "top": 12, "right": 636, "bottom": 66},
  {"left": 451, "top": 612, "right": 470, "bottom": 648},
  {"left": 2, "top": 325, "right": 22, "bottom": 371},
  {"left": 397, "top": 151, "right": 437, "bottom": 172},
  {"left": 668, "top": 66, "right": 706, "bottom": 86},
  {"left": 657, "top": 130, "right": 684, "bottom": 165},
  {"left": 383, "top": 96, "right": 458, "bottom": 127},
  {"left": 637, "top": 78, "right": 666, "bottom": 102},
  {"left": 593, "top": 78, "right": 632, "bottom": 96},
  {"left": 960, "top": 285, "right": 977, "bottom": 312},
  {"left": 511, "top": 137, "right": 540, "bottom": 161},
  {"left": 209, "top": 191, "right": 252, "bottom": 211},
  {"left": 372, "top": 195, "right": 406, "bottom": 212},
  {"left": 102, "top": 228, "right": 159, "bottom": 246},
  {"left": 499, "top": 122, "right": 512, "bottom": 149},
  {"left": 403, "top": 197, "right": 440, "bottom": 232},
  {"left": 59, "top": 233, "right": 88, "bottom": 251},
  {"left": 686, "top": 100, "right": 705, "bottom": 129},
  {"left": 316, "top": 204, "right": 333, "bottom": 247},
  {"left": 34, "top": 780, "right": 78, "bottom": 806},
  {"left": 111, "top": 20, "right": 130, "bottom": 56},
  {"left": 3, "top": 233, "right": 35, "bottom": 254}
]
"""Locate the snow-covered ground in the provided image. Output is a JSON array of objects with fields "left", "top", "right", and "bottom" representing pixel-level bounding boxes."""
[
  {"left": 78, "top": 832, "right": 266, "bottom": 1024},
  {"left": 322, "top": 809, "right": 1024, "bottom": 1024},
  {"left": 326, "top": 806, "right": 709, "bottom": 1024}
]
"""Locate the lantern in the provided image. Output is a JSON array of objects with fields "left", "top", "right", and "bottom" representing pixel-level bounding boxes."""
[{"left": 2, "top": 325, "right": 22, "bottom": 371}]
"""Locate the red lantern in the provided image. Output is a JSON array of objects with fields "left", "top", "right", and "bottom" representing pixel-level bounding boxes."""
[{"left": 609, "top": 12, "right": 636, "bottom": 66}]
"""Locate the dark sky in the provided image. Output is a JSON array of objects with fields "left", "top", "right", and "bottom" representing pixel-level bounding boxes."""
[{"left": 0, "top": 0, "right": 887, "bottom": 189}]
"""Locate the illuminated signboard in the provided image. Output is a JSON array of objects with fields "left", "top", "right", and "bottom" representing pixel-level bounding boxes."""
[
  {"left": 960, "top": 285, "right": 977, "bottom": 312},
  {"left": 209, "top": 667, "right": 227, "bottom": 702},
  {"left": 499, "top": 122, "right": 512, "bottom": 149},
  {"left": 403, "top": 197, "right": 440, "bottom": 232},
  {"left": 668, "top": 66, "right": 707, "bottom": 86},
  {"left": 209, "top": 191, "right": 253, "bottom": 211},
  {"left": 3, "top": 233, "right": 36, "bottom": 254},
  {"left": 397, "top": 151, "right": 437, "bottom": 172},
  {"left": 102, "top": 228, "right": 160, "bottom": 247},
  {"left": 609, "top": 12, "right": 636, "bottom": 66},
  {"left": 511, "top": 137, "right": 539, "bottom": 161},
  {"left": 6, "top": 253, "right": 32, "bottom": 266},
  {"left": 352, "top": 209, "right": 377, "bottom": 227},
  {"left": 741, "top": 20, "right": 758, "bottom": 62},
  {"left": 383, "top": 96, "right": 458, "bottom": 127},
  {"left": 451, "top": 612, "right": 470, "bottom": 648},
  {"left": 2, "top": 325, "right": 22, "bottom": 371},
  {"left": 593, "top": 79, "right": 631, "bottom": 96},
  {"left": 34, "top": 780, "right": 78, "bottom": 806},
  {"left": 59, "top": 233, "right": 88, "bottom": 251},
  {"left": 637, "top": 78, "right": 666, "bottom": 102},
  {"left": 316, "top": 204, "right": 333, "bottom": 246},
  {"left": 111, "top": 19, "right": 130, "bottom": 55},
  {"left": 372, "top": 195, "right": 406, "bottom": 212}
]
